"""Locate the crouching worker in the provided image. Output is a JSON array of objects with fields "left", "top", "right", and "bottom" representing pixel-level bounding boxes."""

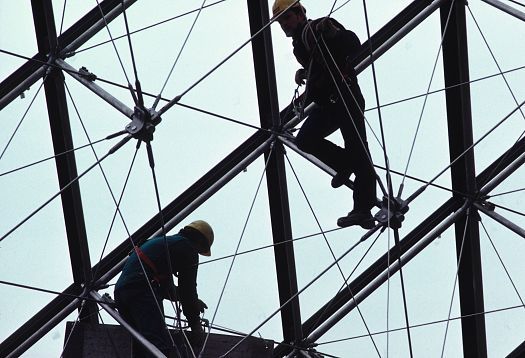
[{"left": 114, "top": 220, "right": 214, "bottom": 358}]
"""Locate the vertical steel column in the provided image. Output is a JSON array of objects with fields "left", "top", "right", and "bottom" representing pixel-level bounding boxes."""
[
  {"left": 246, "top": 0, "right": 303, "bottom": 343},
  {"left": 31, "top": 0, "right": 97, "bottom": 322},
  {"left": 440, "top": 1, "right": 487, "bottom": 357}
]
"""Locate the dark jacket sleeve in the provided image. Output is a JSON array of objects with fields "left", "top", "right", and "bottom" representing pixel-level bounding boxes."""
[{"left": 177, "top": 248, "right": 201, "bottom": 325}]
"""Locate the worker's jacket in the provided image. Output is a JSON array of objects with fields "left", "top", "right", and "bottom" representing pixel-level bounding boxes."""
[
  {"left": 115, "top": 234, "right": 201, "bottom": 325},
  {"left": 292, "top": 17, "right": 365, "bottom": 109}
]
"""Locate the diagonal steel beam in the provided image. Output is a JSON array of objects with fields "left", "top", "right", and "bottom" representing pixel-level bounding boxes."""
[
  {"left": 476, "top": 202, "right": 525, "bottom": 239},
  {"left": 482, "top": 0, "right": 525, "bottom": 22},
  {"left": 353, "top": 0, "right": 446, "bottom": 71},
  {"left": 90, "top": 291, "right": 165, "bottom": 357},
  {"left": 303, "top": 201, "right": 470, "bottom": 344},
  {"left": 0, "top": 283, "right": 83, "bottom": 358},
  {"left": 57, "top": 59, "right": 135, "bottom": 118},
  {"left": 507, "top": 340, "right": 525, "bottom": 358},
  {"left": 91, "top": 130, "right": 273, "bottom": 280}
]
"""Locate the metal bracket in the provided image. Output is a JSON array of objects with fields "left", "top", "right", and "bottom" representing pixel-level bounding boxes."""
[
  {"left": 374, "top": 195, "right": 409, "bottom": 229},
  {"left": 125, "top": 106, "right": 162, "bottom": 142},
  {"left": 478, "top": 199, "right": 495, "bottom": 212},
  {"left": 78, "top": 66, "right": 97, "bottom": 82}
]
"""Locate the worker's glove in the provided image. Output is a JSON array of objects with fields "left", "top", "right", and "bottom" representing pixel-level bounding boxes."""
[
  {"left": 295, "top": 68, "right": 306, "bottom": 85},
  {"left": 197, "top": 299, "right": 208, "bottom": 314},
  {"left": 315, "top": 17, "right": 339, "bottom": 39}
]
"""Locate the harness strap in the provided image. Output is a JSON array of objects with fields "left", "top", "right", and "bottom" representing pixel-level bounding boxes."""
[{"left": 134, "top": 246, "right": 169, "bottom": 284}]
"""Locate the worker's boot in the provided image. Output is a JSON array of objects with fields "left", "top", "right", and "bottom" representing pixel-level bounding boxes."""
[{"left": 337, "top": 209, "right": 375, "bottom": 229}]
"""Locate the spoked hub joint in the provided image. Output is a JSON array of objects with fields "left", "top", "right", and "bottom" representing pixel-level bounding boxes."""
[
  {"left": 125, "top": 106, "right": 162, "bottom": 142},
  {"left": 374, "top": 196, "right": 409, "bottom": 229}
]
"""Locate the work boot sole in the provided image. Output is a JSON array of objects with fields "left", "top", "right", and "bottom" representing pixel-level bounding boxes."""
[
  {"left": 337, "top": 216, "right": 376, "bottom": 229},
  {"left": 331, "top": 172, "right": 351, "bottom": 188}
]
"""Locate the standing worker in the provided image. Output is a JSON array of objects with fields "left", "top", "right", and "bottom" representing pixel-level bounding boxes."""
[
  {"left": 273, "top": 0, "right": 377, "bottom": 229},
  {"left": 114, "top": 220, "right": 214, "bottom": 357}
]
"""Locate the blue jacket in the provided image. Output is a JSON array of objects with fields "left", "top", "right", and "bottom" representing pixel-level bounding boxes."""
[{"left": 115, "top": 234, "right": 201, "bottom": 324}]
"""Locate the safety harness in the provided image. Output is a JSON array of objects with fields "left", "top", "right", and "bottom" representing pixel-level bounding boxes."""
[{"left": 133, "top": 246, "right": 169, "bottom": 285}]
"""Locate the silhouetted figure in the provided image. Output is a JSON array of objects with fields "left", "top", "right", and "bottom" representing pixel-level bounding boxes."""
[{"left": 274, "top": 0, "right": 377, "bottom": 229}]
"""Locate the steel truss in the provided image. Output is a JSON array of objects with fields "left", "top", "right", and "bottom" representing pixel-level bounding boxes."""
[{"left": 0, "top": 0, "right": 524, "bottom": 357}]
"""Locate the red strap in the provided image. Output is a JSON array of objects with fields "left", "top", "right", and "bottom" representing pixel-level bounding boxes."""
[{"left": 134, "top": 246, "right": 167, "bottom": 284}]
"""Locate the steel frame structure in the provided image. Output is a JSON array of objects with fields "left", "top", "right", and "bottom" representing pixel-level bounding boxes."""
[{"left": 0, "top": 0, "right": 524, "bottom": 357}]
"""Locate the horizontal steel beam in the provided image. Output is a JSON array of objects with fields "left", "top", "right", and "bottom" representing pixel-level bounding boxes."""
[
  {"left": 507, "top": 339, "right": 525, "bottom": 358},
  {"left": 0, "top": 64, "right": 47, "bottom": 111},
  {"left": 477, "top": 136, "right": 525, "bottom": 186},
  {"left": 479, "top": 145, "right": 525, "bottom": 197}
]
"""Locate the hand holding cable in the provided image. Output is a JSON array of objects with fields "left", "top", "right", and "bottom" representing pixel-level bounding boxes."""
[{"left": 197, "top": 298, "right": 208, "bottom": 314}]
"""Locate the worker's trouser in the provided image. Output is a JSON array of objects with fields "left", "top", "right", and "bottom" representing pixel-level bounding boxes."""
[
  {"left": 115, "top": 283, "right": 182, "bottom": 358},
  {"left": 295, "top": 93, "right": 377, "bottom": 211}
]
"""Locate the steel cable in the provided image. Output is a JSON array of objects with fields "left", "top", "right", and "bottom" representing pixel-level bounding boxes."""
[
  {"left": 284, "top": 152, "right": 382, "bottom": 357},
  {"left": 199, "top": 144, "right": 274, "bottom": 357}
]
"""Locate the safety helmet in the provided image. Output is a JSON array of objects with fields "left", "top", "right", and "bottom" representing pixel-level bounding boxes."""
[
  {"left": 272, "top": 0, "right": 305, "bottom": 18},
  {"left": 186, "top": 220, "right": 214, "bottom": 256}
]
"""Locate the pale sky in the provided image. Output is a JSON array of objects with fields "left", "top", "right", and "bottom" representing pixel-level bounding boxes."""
[{"left": 1, "top": 1, "right": 525, "bottom": 357}]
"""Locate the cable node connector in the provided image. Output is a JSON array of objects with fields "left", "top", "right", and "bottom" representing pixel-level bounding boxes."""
[
  {"left": 374, "top": 195, "right": 409, "bottom": 229},
  {"left": 125, "top": 107, "right": 162, "bottom": 142}
]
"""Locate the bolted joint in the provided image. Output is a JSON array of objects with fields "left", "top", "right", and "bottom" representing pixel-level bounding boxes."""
[
  {"left": 478, "top": 199, "right": 495, "bottom": 212},
  {"left": 44, "top": 57, "right": 65, "bottom": 81},
  {"left": 374, "top": 196, "right": 410, "bottom": 229},
  {"left": 78, "top": 66, "right": 97, "bottom": 82},
  {"left": 125, "top": 106, "right": 161, "bottom": 142}
]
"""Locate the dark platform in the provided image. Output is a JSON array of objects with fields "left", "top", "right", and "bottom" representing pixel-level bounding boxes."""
[{"left": 63, "top": 321, "right": 273, "bottom": 357}]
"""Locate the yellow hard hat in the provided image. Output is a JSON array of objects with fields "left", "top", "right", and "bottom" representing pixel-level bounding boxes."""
[
  {"left": 186, "top": 220, "right": 214, "bottom": 256},
  {"left": 272, "top": 0, "right": 304, "bottom": 18}
]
